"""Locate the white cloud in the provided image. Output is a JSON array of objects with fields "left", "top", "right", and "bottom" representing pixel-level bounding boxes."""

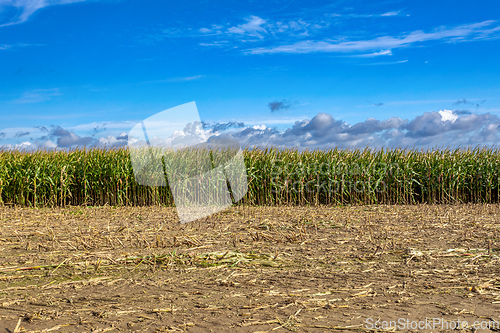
[
  {"left": 69, "top": 120, "right": 136, "bottom": 132},
  {"left": 198, "top": 16, "right": 320, "bottom": 42},
  {"left": 351, "top": 49, "right": 392, "bottom": 57},
  {"left": 12, "top": 88, "right": 61, "bottom": 104},
  {"left": 252, "top": 124, "right": 266, "bottom": 130},
  {"left": 171, "top": 75, "right": 206, "bottom": 82},
  {"left": 17, "top": 141, "right": 31, "bottom": 149},
  {"left": 381, "top": 11, "right": 401, "bottom": 17},
  {"left": 0, "top": 0, "right": 88, "bottom": 27},
  {"left": 208, "top": 110, "right": 500, "bottom": 150},
  {"left": 327, "top": 11, "right": 403, "bottom": 18},
  {"left": 98, "top": 134, "right": 125, "bottom": 147},
  {"left": 0, "top": 43, "right": 42, "bottom": 51},
  {"left": 3, "top": 110, "right": 500, "bottom": 151},
  {"left": 40, "top": 139, "right": 57, "bottom": 149},
  {"left": 127, "top": 121, "right": 216, "bottom": 149},
  {"left": 382, "top": 99, "right": 458, "bottom": 106},
  {"left": 248, "top": 20, "right": 500, "bottom": 54},
  {"left": 0, "top": 139, "right": 56, "bottom": 150},
  {"left": 242, "top": 116, "right": 309, "bottom": 126},
  {"left": 439, "top": 109, "right": 458, "bottom": 123},
  {"left": 227, "top": 15, "right": 268, "bottom": 38},
  {"left": 141, "top": 75, "right": 206, "bottom": 84},
  {"left": 361, "top": 59, "right": 408, "bottom": 66}
]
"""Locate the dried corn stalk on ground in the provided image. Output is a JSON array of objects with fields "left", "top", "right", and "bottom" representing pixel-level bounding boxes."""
[{"left": 0, "top": 204, "right": 499, "bottom": 332}]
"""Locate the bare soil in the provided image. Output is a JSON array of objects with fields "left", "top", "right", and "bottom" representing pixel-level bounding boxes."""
[{"left": 0, "top": 204, "right": 500, "bottom": 332}]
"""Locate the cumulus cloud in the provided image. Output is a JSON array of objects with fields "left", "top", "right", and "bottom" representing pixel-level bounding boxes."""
[
  {"left": 56, "top": 132, "right": 93, "bottom": 148},
  {"left": 14, "top": 130, "right": 30, "bottom": 137},
  {"left": 98, "top": 132, "right": 129, "bottom": 148},
  {"left": 347, "top": 117, "right": 405, "bottom": 135},
  {"left": 126, "top": 121, "right": 216, "bottom": 150},
  {"left": 2, "top": 110, "right": 500, "bottom": 151},
  {"left": 438, "top": 109, "right": 458, "bottom": 123},
  {"left": 202, "top": 121, "right": 245, "bottom": 133},
  {"left": 0, "top": 139, "right": 57, "bottom": 151},
  {"left": 0, "top": 123, "right": 134, "bottom": 150},
  {"left": 47, "top": 125, "right": 93, "bottom": 148},
  {"left": 204, "top": 110, "right": 500, "bottom": 150}
]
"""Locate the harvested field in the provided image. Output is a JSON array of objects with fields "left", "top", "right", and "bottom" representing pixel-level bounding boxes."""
[{"left": 0, "top": 204, "right": 500, "bottom": 332}]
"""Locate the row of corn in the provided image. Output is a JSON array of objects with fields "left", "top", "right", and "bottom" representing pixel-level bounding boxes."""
[{"left": 0, "top": 146, "right": 499, "bottom": 207}]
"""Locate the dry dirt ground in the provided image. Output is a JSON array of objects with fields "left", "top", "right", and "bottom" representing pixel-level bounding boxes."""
[{"left": 0, "top": 204, "right": 500, "bottom": 332}]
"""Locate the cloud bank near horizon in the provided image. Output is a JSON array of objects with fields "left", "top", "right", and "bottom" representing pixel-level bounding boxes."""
[{"left": 1, "top": 109, "right": 500, "bottom": 151}]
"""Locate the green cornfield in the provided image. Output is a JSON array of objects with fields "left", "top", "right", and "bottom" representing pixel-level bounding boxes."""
[{"left": 0, "top": 146, "right": 499, "bottom": 207}]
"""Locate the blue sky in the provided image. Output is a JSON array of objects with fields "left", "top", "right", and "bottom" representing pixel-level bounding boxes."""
[{"left": 1, "top": 0, "right": 500, "bottom": 150}]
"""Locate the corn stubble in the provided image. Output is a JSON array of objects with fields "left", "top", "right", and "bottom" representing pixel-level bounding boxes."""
[{"left": 0, "top": 146, "right": 499, "bottom": 207}]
